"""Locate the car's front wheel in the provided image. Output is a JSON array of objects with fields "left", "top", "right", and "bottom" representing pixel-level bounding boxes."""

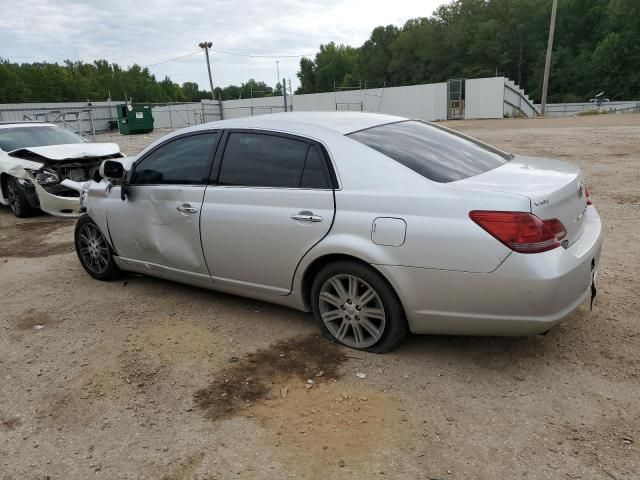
[
  {"left": 74, "top": 215, "right": 121, "bottom": 281},
  {"left": 6, "top": 177, "right": 35, "bottom": 218},
  {"left": 310, "top": 261, "right": 408, "bottom": 353}
]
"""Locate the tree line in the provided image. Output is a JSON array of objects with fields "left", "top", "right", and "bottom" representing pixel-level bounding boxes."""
[
  {"left": 297, "top": 0, "right": 639, "bottom": 102},
  {"left": 1, "top": 0, "right": 638, "bottom": 105},
  {"left": 0, "top": 59, "right": 281, "bottom": 104}
]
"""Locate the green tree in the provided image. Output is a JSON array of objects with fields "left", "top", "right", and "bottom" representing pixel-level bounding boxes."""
[
  {"left": 295, "top": 0, "right": 639, "bottom": 102},
  {"left": 313, "top": 42, "right": 359, "bottom": 92},
  {"left": 358, "top": 25, "right": 400, "bottom": 86},
  {"left": 296, "top": 57, "right": 317, "bottom": 94}
]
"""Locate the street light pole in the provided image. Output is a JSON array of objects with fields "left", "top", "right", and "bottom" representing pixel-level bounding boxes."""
[
  {"left": 199, "top": 41, "right": 215, "bottom": 100},
  {"left": 276, "top": 60, "right": 280, "bottom": 95},
  {"left": 540, "top": 0, "right": 558, "bottom": 116}
]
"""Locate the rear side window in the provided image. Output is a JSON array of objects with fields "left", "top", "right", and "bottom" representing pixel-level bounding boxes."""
[
  {"left": 219, "top": 132, "right": 323, "bottom": 188},
  {"left": 348, "top": 121, "right": 509, "bottom": 183},
  {"left": 301, "top": 145, "right": 330, "bottom": 189},
  {"left": 132, "top": 133, "right": 218, "bottom": 185}
]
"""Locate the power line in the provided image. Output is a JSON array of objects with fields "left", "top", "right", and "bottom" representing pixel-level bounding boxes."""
[
  {"left": 6, "top": 47, "right": 311, "bottom": 73},
  {"left": 209, "top": 48, "right": 312, "bottom": 59},
  {"left": 144, "top": 50, "right": 202, "bottom": 68}
]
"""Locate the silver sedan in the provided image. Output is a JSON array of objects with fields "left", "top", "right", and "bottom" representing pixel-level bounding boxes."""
[{"left": 74, "top": 112, "right": 603, "bottom": 352}]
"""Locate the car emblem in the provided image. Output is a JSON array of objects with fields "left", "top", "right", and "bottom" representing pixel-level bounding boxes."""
[{"left": 577, "top": 181, "right": 584, "bottom": 198}]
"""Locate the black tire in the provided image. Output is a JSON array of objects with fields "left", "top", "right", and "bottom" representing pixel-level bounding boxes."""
[
  {"left": 74, "top": 214, "right": 122, "bottom": 281},
  {"left": 310, "top": 261, "right": 408, "bottom": 353},
  {"left": 6, "top": 177, "right": 35, "bottom": 218}
]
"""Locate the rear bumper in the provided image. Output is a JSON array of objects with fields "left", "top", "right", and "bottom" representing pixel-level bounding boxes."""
[{"left": 376, "top": 207, "right": 603, "bottom": 335}]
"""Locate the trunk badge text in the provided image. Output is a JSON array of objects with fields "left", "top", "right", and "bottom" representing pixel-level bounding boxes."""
[{"left": 574, "top": 204, "right": 588, "bottom": 224}]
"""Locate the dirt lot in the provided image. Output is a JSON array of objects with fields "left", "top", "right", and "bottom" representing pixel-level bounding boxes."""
[{"left": 1, "top": 114, "right": 638, "bottom": 480}]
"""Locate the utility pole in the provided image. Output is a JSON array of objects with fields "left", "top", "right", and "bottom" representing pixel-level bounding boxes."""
[
  {"left": 288, "top": 78, "right": 294, "bottom": 111},
  {"left": 540, "top": 0, "right": 558, "bottom": 116},
  {"left": 199, "top": 41, "right": 215, "bottom": 101},
  {"left": 283, "top": 77, "right": 288, "bottom": 112}
]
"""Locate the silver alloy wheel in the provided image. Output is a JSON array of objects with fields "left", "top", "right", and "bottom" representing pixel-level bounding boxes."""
[
  {"left": 77, "top": 223, "right": 111, "bottom": 275},
  {"left": 318, "top": 274, "right": 386, "bottom": 349}
]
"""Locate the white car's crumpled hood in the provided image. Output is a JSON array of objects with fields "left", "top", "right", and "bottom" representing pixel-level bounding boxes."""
[{"left": 9, "top": 143, "right": 121, "bottom": 161}]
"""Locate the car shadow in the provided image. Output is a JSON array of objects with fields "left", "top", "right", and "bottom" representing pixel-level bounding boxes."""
[{"left": 117, "top": 272, "right": 556, "bottom": 369}]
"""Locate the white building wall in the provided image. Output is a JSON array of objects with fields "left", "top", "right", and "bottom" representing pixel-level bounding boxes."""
[
  {"left": 288, "top": 84, "right": 447, "bottom": 121},
  {"left": 465, "top": 77, "right": 505, "bottom": 119},
  {"left": 373, "top": 83, "right": 447, "bottom": 120},
  {"left": 291, "top": 92, "right": 336, "bottom": 112}
]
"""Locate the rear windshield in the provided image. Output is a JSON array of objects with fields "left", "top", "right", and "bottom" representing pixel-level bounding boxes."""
[
  {"left": 0, "top": 126, "right": 86, "bottom": 152},
  {"left": 347, "top": 120, "right": 510, "bottom": 183}
]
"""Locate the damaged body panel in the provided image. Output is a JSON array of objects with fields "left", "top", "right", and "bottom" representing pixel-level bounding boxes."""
[{"left": 0, "top": 123, "right": 123, "bottom": 217}]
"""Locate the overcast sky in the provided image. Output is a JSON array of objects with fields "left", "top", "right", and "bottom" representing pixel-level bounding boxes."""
[{"left": 0, "top": 0, "right": 448, "bottom": 94}]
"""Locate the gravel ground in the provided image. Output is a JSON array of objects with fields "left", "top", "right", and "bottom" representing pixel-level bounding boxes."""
[{"left": 1, "top": 114, "right": 638, "bottom": 480}]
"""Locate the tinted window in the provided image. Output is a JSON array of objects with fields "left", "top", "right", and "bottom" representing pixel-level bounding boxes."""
[
  {"left": 301, "top": 145, "right": 329, "bottom": 189},
  {"left": 132, "top": 133, "right": 218, "bottom": 185},
  {"left": 348, "top": 121, "right": 509, "bottom": 183},
  {"left": 0, "top": 126, "right": 85, "bottom": 151},
  {"left": 218, "top": 133, "right": 308, "bottom": 188}
]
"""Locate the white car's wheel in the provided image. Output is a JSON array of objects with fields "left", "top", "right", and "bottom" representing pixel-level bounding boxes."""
[{"left": 6, "top": 177, "right": 35, "bottom": 218}]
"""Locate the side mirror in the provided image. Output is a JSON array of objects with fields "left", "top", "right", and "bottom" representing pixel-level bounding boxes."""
[{"left": 99, "top": 160, "right": 125, "bottom": 180}]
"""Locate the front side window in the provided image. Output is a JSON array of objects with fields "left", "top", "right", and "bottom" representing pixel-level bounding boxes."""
[
  {"left": 218, "top": 133, "right": 311, "bottom": 188},
  {"left": 348, "top": 121, "right": 510, "bottom": 183},
  {"left": 131, "top": 133, "right": 219, "bottom": 185}
]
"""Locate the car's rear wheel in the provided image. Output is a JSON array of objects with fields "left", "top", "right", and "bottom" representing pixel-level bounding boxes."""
[
  {"left": 311, "top": 261, "right": 408, "bottom": 353},
  {"left": 75, "top": 215, "right": 121, "bottom": 280},
  {"left": 6, "top": 177, "right": 35, "bottom": 218}
]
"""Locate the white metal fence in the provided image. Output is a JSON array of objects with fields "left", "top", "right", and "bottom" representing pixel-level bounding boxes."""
[
  {"left": 0, "top": 101, "right": 118, "bottom": 136},
  {"left": 535, "top": 101, "right": 640, "bottom": 116},
  {"left": 4, "top": 77, "right": 636, "bottom": 136},
  {"left": 151, "top": 101, "right": 222, "bottom": 129}
]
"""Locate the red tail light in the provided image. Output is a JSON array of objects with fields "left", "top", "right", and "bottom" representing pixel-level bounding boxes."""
[
  {"left": 543, "top": 218, "right": 567, "bottom": 240},
  {"left": 584, "top": 184, "right": 592, "bottom": 206},
  {"left": 469, "top": 211, "right": 566, "bottom": 253}
]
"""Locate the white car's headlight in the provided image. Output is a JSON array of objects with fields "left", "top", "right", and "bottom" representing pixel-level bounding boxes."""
[
  {"left": 34, "top": 168, "right": 61, "bottom": 186},
  {"left": 25, "top": 167, "right": 61, "bottom": 186}
]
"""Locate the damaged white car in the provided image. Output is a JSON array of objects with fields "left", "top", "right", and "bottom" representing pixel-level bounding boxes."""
[{"left": 0, "top": 122, "right": 123, "bottom": 217}]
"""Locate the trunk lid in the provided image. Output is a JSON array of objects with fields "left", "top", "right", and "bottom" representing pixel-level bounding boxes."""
[{"left": 454, "top": 155, "right": 590, "bottom": 246}]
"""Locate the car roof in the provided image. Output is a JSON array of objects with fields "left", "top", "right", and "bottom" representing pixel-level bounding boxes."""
[
  {"left": 184, "top": 111, "right": 408, "bottom": 136},
  {"left": 0, "top": 122, "right": 57, "bottom": 130}
]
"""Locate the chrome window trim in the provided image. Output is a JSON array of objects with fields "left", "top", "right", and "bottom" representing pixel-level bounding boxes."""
[
  {"left": 211, "top": 128, "right": 340, "bottom": 191},
  {"left": 129, "top": 130, "right": 221, "bottom": 186}
]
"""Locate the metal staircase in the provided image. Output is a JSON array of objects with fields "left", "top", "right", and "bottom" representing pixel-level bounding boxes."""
[{"left": 503, "top": 79, "right": 538, "bottom": 117}]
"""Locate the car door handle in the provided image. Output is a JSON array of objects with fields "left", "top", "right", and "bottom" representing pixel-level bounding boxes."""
[
  {"left": 291, "top": 212, "right": 323, "bottom": 223},
  {"left": 177, "top": 204, "right": 199, "bottom": 214}
]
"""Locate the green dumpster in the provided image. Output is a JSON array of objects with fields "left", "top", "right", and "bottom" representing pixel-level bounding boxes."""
[{"left": 116, "top": 104, "right": 154, "bottom": 134}]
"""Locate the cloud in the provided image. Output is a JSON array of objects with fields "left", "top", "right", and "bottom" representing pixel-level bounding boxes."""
[{"left": 0, "top": 0, "right": 447, "bottom": 94}]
